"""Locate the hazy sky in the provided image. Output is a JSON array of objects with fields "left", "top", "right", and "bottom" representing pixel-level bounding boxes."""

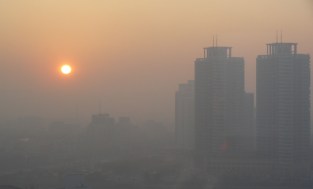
[{"left": 0, "top": 0, "right": 313, "bottom": 125}]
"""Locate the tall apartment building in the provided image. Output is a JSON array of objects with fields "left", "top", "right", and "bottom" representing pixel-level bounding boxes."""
[
  {"left": 194, "top": 45, "right": 253, "bottom": 167},
  {"left": 175, "top": 80, "right": 195, "bottom": 150},
  {"left": 256, "top": 42, "right": 310, "bottom": 178}
]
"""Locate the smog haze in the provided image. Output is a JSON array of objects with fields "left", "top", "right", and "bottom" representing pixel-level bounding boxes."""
[{"left": 1, "top": 0, "right": 312, "bottom": 124}]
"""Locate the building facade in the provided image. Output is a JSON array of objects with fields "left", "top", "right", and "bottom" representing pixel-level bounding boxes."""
[
  {"left": 256, "top": 42, "right": 310, "bottom": 178},
  {"left": 175, "top": 80, "right": 195, "bottom": 150},
  {"left": 194, "top": 45, "right": 253, "bottom": 167}
]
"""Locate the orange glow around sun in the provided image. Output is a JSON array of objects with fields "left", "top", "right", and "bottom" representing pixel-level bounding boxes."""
[{"left": 60, "top": 64, "right": 72, "bottom": 75}]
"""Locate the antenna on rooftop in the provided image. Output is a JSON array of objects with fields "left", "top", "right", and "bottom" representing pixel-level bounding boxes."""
[
  {"left": 75, "top": 104, "right": 79, "bottom": 123},
  {"left": 216, "top": 35, "right": 218, "bottom": 47},
  {"left": 276, "top": 30, "right": 278, "bottom": 43},
  {"left": 280, "top": 30, "right": 283, "bottom": 43},
  {"left": 98, "top": 100, "right": 102, "bottom": 114}
]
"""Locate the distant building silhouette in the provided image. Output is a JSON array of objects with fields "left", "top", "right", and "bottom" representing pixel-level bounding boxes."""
[
  {"left": 194, "top": 45, "right": 254, "bottom": 168},
  {"left": 175, "top": 80, "right": 194, "bottom": 150},
  {"left": 90, "top": 113, "right": 115, "bottom": 126},
  {"left": 256, "top": 42, "right": 311, "bottom": 178},
  {"left": 117, "top": 116, "right": 131, "bottom": 126},
  {"left": 86, "top": 113, "right": 116, "bottom": 156}
]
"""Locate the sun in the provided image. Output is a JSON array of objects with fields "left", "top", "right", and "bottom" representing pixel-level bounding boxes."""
[{"left": 60, "top": 64, "right": 72, "bottom": 75}]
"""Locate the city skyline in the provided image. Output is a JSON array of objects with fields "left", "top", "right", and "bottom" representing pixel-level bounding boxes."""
[
  {"left": 1, "top": 1, "right": 313, "bottom": 125},
  {"left": 1, "top": 1, "right": 313, "bottom": 188}
]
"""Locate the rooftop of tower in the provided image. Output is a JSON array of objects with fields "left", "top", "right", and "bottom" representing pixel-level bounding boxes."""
[
  {"left": 203, "top": 46, "right": 232, "bottom": 58},
  {"left": 266, "top": 42, "right": 298, "bottom": 55}
]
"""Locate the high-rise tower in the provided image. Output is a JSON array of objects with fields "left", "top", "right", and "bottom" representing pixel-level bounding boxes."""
[
  {"left": 194, "top": 45, "right": 250, "bottom": 167},
  {"left": 256, "top": 42, "right": 310, "bottom": 178}
]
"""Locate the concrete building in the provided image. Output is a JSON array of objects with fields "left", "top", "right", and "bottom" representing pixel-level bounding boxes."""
[
  {"left": 175, "top": 80, "right": 195, "bottom": 150},
  {"left": 256, "top": 42, "right": 310, "bottom": 178},
  {"left": 194, "top": 45, "right": 253, "bottom": 167}
]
